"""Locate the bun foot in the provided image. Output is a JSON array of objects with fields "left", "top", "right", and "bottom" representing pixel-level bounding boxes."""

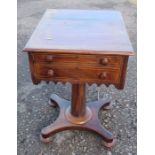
[
  {"left": 102, "top": 138, "right": 116, "bottom": 148},
  {"left": 103, "top": 102, "right": 113, "bottom": 110},
  {"left": 48, "top": 100, "right": 57, "bottom": 108},
  {"left": 40, "top": 134, "right": 52, "bottom": 144},
  {"left": 48, "top": 94, "right": 60, "bottom": 108}
]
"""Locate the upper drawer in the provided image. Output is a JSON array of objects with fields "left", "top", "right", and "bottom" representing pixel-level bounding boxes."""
[{"left": 32, "top": 54, "right": 123, "bottom": 68}]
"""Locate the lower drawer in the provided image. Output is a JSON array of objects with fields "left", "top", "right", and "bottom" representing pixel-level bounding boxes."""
[{"left": 34, "top": 64, "right": 120, "bottom": 83}]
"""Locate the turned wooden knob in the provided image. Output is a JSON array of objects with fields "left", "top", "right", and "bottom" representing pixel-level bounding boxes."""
[
  {"left": 99, "top": 72, "right": 107, "bottom": 79},
  {"left": 47, "top": 69, "right": 54, "bottom": 76},
  {"left": 46, "top": 55, "right": 53, "bottom": 61},
  {"left": 100, "top": 58, "right": 109, "bottom": 65}
]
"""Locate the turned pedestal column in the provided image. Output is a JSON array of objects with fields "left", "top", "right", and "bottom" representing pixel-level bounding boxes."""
[{"left": 65, "top": 84, "right": 92, "bottom": 125}]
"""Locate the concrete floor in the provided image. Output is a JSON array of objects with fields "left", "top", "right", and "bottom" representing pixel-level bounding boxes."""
[{"left": 17, "top": 0, "right": 136, "bottom": 155}]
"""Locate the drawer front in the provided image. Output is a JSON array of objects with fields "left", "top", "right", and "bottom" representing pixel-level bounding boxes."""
[
  {"left": 34, "top": 64, "right": 120, "bottom": 83},
  {"left": 32, "top": 54, "right": 123, "bottom": 69}
]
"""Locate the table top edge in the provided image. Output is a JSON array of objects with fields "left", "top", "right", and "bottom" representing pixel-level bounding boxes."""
[{"left": 23, "top": 48, "right": 134, "bottom": 56}]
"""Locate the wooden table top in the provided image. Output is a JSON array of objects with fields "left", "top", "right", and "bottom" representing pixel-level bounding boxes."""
[{"left": 24, "top": 9, "right": 134, "bottom": 55}]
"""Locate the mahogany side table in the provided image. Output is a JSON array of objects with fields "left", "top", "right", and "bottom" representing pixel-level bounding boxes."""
[{"left": 23, "top": 9, "right": 134, "bottom": 148}]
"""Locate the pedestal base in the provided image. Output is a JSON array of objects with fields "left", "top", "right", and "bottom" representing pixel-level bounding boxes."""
[
  {"left": 65, "top": 106, "right": 92, "bottom": 125},
  {"left": 40, "top": 94, "right": 116, "bottom": 148}
]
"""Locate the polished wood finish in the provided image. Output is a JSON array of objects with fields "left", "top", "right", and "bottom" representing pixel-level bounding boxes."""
[
  {"left": 28, "top": 52, "right": 127, "bottom": 89},
  {"left": 41, "top": 94, "right": 115, "bottom": 147},
  {"left": 71, "top": 84, "right": 86, "bottom": 117},
  {"left": 23, "top": 9, "right": 134, "bottom": 56},
  {"left": 24, "top": 9, "right": 134, "bottom": 148}
]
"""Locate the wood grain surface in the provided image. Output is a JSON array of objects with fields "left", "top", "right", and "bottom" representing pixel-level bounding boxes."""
[{"left": 24, "top": 9, "right": 134, "bottom": 55}]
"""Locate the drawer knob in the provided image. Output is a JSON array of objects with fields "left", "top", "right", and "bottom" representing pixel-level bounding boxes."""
[
  {"left": 99, "top": 72, "right": 107, "bottom": 79},
  {"left": 100, "top": 58, "right": 109, "bottom": 65},
  {"left": 46, "top": 55, "right": 53, "bottom": 61},
  {"left": 47, "top": 69, "right": 54, "bottom": 76}
]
